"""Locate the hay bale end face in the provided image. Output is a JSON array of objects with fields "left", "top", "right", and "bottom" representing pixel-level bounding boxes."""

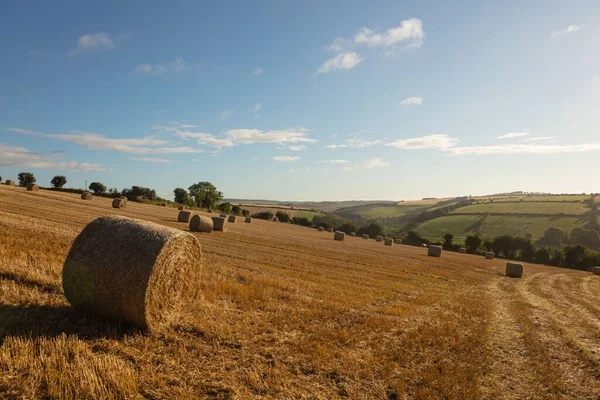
[
  {"left": 212, "top": 216, "right": 227, "bottom": 232},
  {"left": 362, "top": 234, "right": 369, "bottom": 239},
  {"left": 189, "top": 215, "right": 213, "bottom": 233},
  {"left": 334, "top": 231, "right": 345, "bottom": 241},
  {"left": 384, "top": 238, "right": 393, "bottom": 246},
  {"left": 458, "top": 248, "right": 467, "bottom": 254},
  {"left": 112, "top": 198, "right": 127, "bottom": 209},
  {"left": 592, "top": 266, "right": 600, "bottom": 276},
  {"left": 178, "top": 205, "right": 184, "bottom": 211},
  {"left": 485, "top": 252, "right": 494, "bottom": 260},
  {"left": 394, "top": 238, "right": 402, "bottom": 244},
  {"left": 5, "top": 180, "right": 15, "bottom": 186},
  {"left": 376, "top": 236, "right": 383, "bottom": 242},
  {"left": 178, "top": 210, "right": 193, "bottom": 223},
  {"left": 428, "top": 245, "right": 442, "bottom": 257},
  {"left": 81, "top": 192, "right": 93, "bottom": 200},
  {"left": 26, "top": 183, "right": 39, "bottom": 192},
  {"left": 245, "top": 217, "right": 252, "bottom": 223},
  {"left": 228, "top": 215, "right": 236, "bottom": 223},
  {"left": 506, "top": 262, "right": 524, "bottom": 278},
  {"left": 62, "top": 216, "right": 202, "bottom": 331}
]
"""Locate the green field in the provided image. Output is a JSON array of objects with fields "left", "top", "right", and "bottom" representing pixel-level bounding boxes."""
[
  {"left": 415, "top": 214, "right": 588, "bottom": 243},
  {"left": 354, "top": 204, "right": 428, "bottom": 218},
  {"left": 475, "top": 195, "right": 589, "bottom": 203},
  {"left": 451, "top": 201, "right": 589, "bottom": 215}
]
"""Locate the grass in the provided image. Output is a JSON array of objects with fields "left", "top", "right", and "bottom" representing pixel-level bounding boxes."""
[
  {"left": 451, "top": 201, "right": 590, "bottom": 215},
  {"left": 475, "top": 195, "right": 589, "bottom": 203},
  {"left": 242, "top": 205, "right": 322, "bottom": 221},
  {"left": 1, "top": 185, "right": 600, "bottom": 398},
  {"left": 353, "top": 204, "right": 429, "bottom": 219}
]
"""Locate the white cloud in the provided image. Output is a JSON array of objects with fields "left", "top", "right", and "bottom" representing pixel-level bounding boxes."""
[
  {"left": 272, "top": 156, "right": 300, "bottom": 162},
  {"left": 354, "top": 18, "right": 424, "bottom": 48},
  {"left": 0, "top": 143, "right": 106, "bottom": 171},
  {"left": 344, "top": 158, "right": 389, "bottom": 171},
  {"left": 400, "top": 97, "right": 423, "bottom": 106},
  {"left": 386, "top": 134, "right": 458, "bottom": 149},
  {"left": 254, "top": 103, "right": 262, "bottom": 112},
  {"left": 68, "top": 33, "right": 114, "bottom": 56},
  {"left": 551, "top": 24, "right": 584, "bottom": 38},
  {"left": 322, "top": 159, "right": 350, "bottom": 164},
  {"left": 287, "top": 145, "right": 306, "bottom": 151},
  {"left": 327, "top": 37, "right": 351, "bottom": 52},
  {"left": 7, "top": 128, "right": 201, "bottom": 154},
  {"left": 445, "top": 143, "right": 600, "bottom": 156},
  {"left": 496, "top": 131, "right": 530, "bottom": 139},
  {"left": 325, "top": 144, "right": 348, "bottom": 149},
  {"left": 220, "top": 110, "right": 233, "bottom": 120},
  {"left": 129, "top": 157, "right": 173, "bottom": 164},
  {"left": 325, "top": 133, "right": 382, "bottom": 149},
  {"left": 134, "top": 57, "right": 185, "bottom": 75},
  {"left": 254, "top": 66, "right": 264, "bottom": 75},
  {"left": 316, "top": 52, "right": 362, "bottom": 75},
  {"left": 522, "top": 136, "right": 553, "bottom": 142},
  {"left": 174, "top": 131, "right": 235, "bottom": 148}
]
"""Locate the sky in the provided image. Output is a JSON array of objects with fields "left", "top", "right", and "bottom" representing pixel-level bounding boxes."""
[{"left": 1, "top": 1, "right": 599, "bottom": 201}]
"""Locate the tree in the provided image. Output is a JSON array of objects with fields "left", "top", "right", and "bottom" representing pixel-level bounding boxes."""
[
  {"left": 563, "top": 244, "right": 587, "bottom": 269},
  {"left": 292, "top": 216, "right": 311, "bottom": 226},
  {"left": 252, "top": 211, "right": 273, "bottom": 220},
  {"left": 442, "top": 233, "right": 454, "bottom": 250},
  {"left": 18, "top": 172, "right": 36, "bottom": 187},
  {"left": 218, "top": 202, "right": 232, "bottom": 214},
  {"left": 51, "top": 175, "right": 67, "bottom": 188},
  {"left": 570, "top": 228, "right": 600, "bottom": 251},
  {"left": 534, "top": 247, "right": 551, "bottom": 265},
  {"left": 275, "top": 211, "right": 290, "bottom": 222},
  {"left": 404, "top": 230, "right": 426, "bottom": 246},
  {"left": 188, "top": 181, "right": 223, "bottom": 209},
  {"left": 536, "top": 228, "right": 569, "bottom": 248},
  {"left": 173, "top": 188, "right": 188, "bottom": 204},
  {"left": 108, "top": 188, "right": 120, "bottom": 198},
  {"left": 89, "top": 182, "right": 106, "bottom": 195},
  {"left": 465, "top": 235, "right": 482, "bottom": 254},
  {"left": 357, "top": 223, "right": 384, "bottom": 239},
  {"left": 231, "top": 205, "right": 242, "bottom": 215},
  {"left": 338, "top": 222, "right": 358, "bottom": 234},
  {"left": 242, "top": 209, "right": 250, "bottom": 217}
]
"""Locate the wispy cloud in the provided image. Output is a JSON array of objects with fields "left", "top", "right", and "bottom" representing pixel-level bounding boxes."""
[
  {"left": 325, "top": 144, "right": 347, "bottom": 149},
  {"left": 344, "top": 158, "right": 389, "bottom": 171},
  {"left": 354, "top": 18, "right": 424, "bottom": 49},
  {"left": 551, "top": 24, "right": 584, "bottom": 38},
  {"left": 134, "top": 57, "right": 186, "bottom": 75},
  {"left": 445, "top": 143, "right": 600, "bottom": 156},
  {"left": 522, "top": 136, "right": 553, "bottom": 142},
  {"left": 496, "top": 131, "right": 530, "bottom": 139},
  {"left": 0, "top": 143, "right": 106, "bottom": 171},
  {"left": 287, "top": 145, "right": 306, "bottom": 151},
  {"left": 319, "top": 159, "right": 350, "bottom": 164},
  {"left": 386, "top": 134, "right": 458, "bottom": 149},
  {"left": 316, "top": 52, "right": 362, "bottom": 75},
  {"left": 129, "top": 157, "right": 173, "bottom": 164},
  {"left": 254, "top": 103, "right": 262, "bottom": 113},
  {"left": 254, "top": 66, "right": 264, "bottom": 75},
  {"left": 68, "top": 33, "right": 115, "bottom": 56},
  {"left": 325, "top": 133, "right": 382, "bottom": 149},
  {"left": 272, "top": 156, "right": 300, "bottom": 162},
  {"left": 400, "top": 97, "right": 423, "bottom": 106},
  {"left": 220, "top": 110, "right": 233, "bottom": 120}
]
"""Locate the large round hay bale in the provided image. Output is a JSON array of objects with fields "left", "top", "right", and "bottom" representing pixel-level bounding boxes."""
[
  {"left": 362, "top": 234, "right": 369, "bottom": 239},
  {"left": 207, "top": 209, "right": 213, "bottom": 213},
  {"left": 62, "top": 216, "right": 202, "bottom": 331},
  {"left": 592, "top": 266, "right": 600, "bottom": 276},
  {"left": 485, "top": 252, "right": 494, "bottom": 260},
  {"left": 506, "top": 262, "right": 524, "bottom": 278},
  {"left": 384, "top": 238, "right": 393, "bottom": 246},
  {"left": 458, "top": 248, "right": 467, "bottom": 254},
  {"left": 81, "top": 192, "right": 93, "bottom": 200},
  {"left": 245, "top": 217, "right": 252, "bottom": 223},
  {"left": 178, "top": 204, "right": 184, "bottom": 211},
  {"left": 394, "top": 238, "right": 402, "bottom": 244},
  {"left": 327, "top": 227, "right": 333, "bottom": 233},
  {"left": 189, "top": 215, "right": 213, "bottom": 233},
  {"left": 376, "top": 235, "right": 383, "bottom": 242},
  {"left": 228, "top": 215, "right": 236, "bottom": 223},
  {"left": 273, "top": 217, "right": 279, "bottom": 222},
  {"left": 318, "top": 226, "right": 324, "bottom": 232},
  {"left": 5, "top": 180, "right": 15, "bottom": 186},
  {"left": 112, "top": 198, "right": 127, "bottom": 209},
  {"left": 349, "top": 232, "right": 356, "bottom": 237},
  {"left": 212, "top": 216, "right": 227, "bottom": 232},
  {"left": 428, "top": 245, "right": 442, "bottom": 257},
  {"left": 334, "top": 231, "right": 345, "bottom": 241},
  {"left": 160, "top": 202, "right": 167, "bottom": 207},
  {"left": 178, "top": 210, "right": 193, "bottom": 223},
  {"left": 26, "top": 183, "right": 39, "bottom": 192}
]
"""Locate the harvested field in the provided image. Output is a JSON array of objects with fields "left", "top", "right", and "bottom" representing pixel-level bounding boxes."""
[{"left": 1, "top": 185, "right": 600, "bottom": 399}]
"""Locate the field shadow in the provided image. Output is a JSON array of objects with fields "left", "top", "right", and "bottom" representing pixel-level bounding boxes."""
[{"left": 0, "top": 303, "right": 140, "bottom": 344}]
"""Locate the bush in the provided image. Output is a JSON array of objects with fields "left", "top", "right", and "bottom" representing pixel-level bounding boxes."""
[
  {"left": 465, "top": 235, "right": 482, "bottom": 254},
  {"left": 252, "top": 211, "right": 274, "bottom": 220},
  {"left": 338, "top": 223, "right": 358, "bottom": 234},
  {"left": 218, "top": 202, "right": 232, "bottom": 214},
  {"left": 51, "top": 175, "right": 67, "bottom": 188},
  {"left": 231, "top": 205, "right": 242, "bottom": 215},
  {"left": 89, "top": 182, "right": 106, "bottom": 195},
  {"left": 275, "top": 211, "right": 290, "bottom": 223},
  {"left": 121, "top": 186, "right": 157, "bottom": 201},
  {"left": 173, "top": 188, "right": 188, "bottom": 204},
  {"left": 404, "top": 231, "right": 427, "bottom": 246},
  {"left": 442, "top": 233, "right": 454, "bottom": 250},
  {"left": 17, "top": 172, "right": 36, "bottom": 187},
  {"left": 242, "top": 209, "right": 250, "bottom": 217},
  {"left": 292, "top": 217, "right": 311, "bottom": 226},
  {"left": 357, "top": 223, "right": 384, "bottom": 239}
]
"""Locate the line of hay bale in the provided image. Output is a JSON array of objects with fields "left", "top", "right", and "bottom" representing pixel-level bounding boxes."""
[
  {"left": 318, "top": 226, "right": 324, "bottom": 232},
  {"left": 112, "top": 197, "right": 127, "bottom": 209},
  {"left": 178, "top": 204, "right": 184, "bottom": 211},
  {"left": 178, "top": 210, "right": 193, "bottom": 223},
  {"left": 349, "top": 232, "right": 356, "bottom": 237},
  {"left": 327, "top": 227, "right": 333, "bottom": 233},
  {"left": 245, "top": 217, "right": 252, "bottom": 223},
  {"left": 384, "top": 238, "right": 393, "bottom": 246},
  {"left": 458, "top": 248, "right": 467, "bottom": 254},
  {"left": 189, "top": 215, "right": 213, "bottom": 233},
  {"left": 506, "top": 262, "right": 524, "bottom": 278},
  {"left": 362, "top": 234, "right": 369, "bottom": 239},
  {"left": 334, "top": 231, "right": 345, "bottom": 241},
  {"left": 376, "top": 235, "right": 383, "bottom": 242},
  {"left": 228, "top": 215, "right": 236, "bottom": 223},
  {"left": 485, "top": 252, "right": 494, "bottom": 260},
  {"left": 394, "top": 238, "right": 402, "bottom": 244},
  {"left": 212, "top": 216, "right": 227, "bottom": 232},
  {"left": 428, "top": 245, "right": 442, "bottom": 257},
  {"left": 26, "top": 183, "right": 39, "bottom": 192},
  {"left": 81, "top": 192, "right": 93, "bottom": 200},
  {"left": 62, "top": 216, "right": 202, "bottom": 332},
  {"left": 5, "top": 180, "right": 15, "bottom": 186},
  {"left": 592, "top": 266, "right": 600, "bottom": 276}
]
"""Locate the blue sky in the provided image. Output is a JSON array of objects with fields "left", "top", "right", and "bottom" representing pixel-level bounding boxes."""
[{"left": 1, "top": 1, "right": 599, "bottom": 201}]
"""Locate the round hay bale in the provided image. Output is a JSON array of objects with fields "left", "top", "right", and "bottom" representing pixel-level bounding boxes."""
[
  {"left": 349, "top": 232, "right": 356, "bottom": 237},
  {"left": 189, "top": 215, "right": 213, "bottom": 233},
  {"left": 219, "top": 213, "right": 227, "bottom": 218},
  {"left": 112, "top": 198, "right": 127, "bottom": 209},
  {"left": 62, "top": 216, "right": 202, "bottom": 331},
  {"left": 458, "top": 248, "right": 467, "bottom": 254},
  {"left": 384, "top": 238, "right": 393, "bottom": 246},
  {"left": 485, "top": 252, "right": 494, "bottom": 260},
  {"left": 212, "top": 216, "right": 227, "bottom": 232},
  {"left": 422, "top": 243, "right": 428, "bottom": 248},
  {"left": 362, "top": 234, "right": 369, "bottom": 239},
  {"left": 273, "top": 217, "right": 279, "bottom": 222},
  {"left": 334, "top": 231, "right": 345, "bottom": 241},
  {"left": 178, "top": 205, "right": 184, "bottom": 211},
  {"left": 592, "top": 266, "right": 600, "bottom": 276},
  {"left": 394, "top": 238, "right": 402, "bottom": 244},
  {"left": 428, "top": 245, "right": 442, "bottom": 257},
  {"left": 5, "top": 180, "right": 15, "bottom": 186},
  {"left": 81, "top": 192, "right": 93, "bottom": 200},
  {"left": 245, "top": 217, "right": 252, "bottom": 223},
  {"left": 327, "top": 227, "right": 333, "bottom": 233},
  {"left": 207, "top": 209, "right": 213, "bottom": 213},
  {"left": 26, "top": 183, "right": 39, "bottom": 192},
  {"left": 178, "top": 210, "right": 193, "bottom": 223},
  {"left": 318, "top": 226, "right": 324, "bottom": 232},
  {"left": 376, "top": 235, "right": 383, "bottom": 242},
  {"left": 228, "top": 215, "right": 236, "bottom": 223},
  {"left": 160, "top": 202, "right": 167, "bottom": 207},
  {"left": 506, "top": 262, "right": 524, "bottom": 278}
]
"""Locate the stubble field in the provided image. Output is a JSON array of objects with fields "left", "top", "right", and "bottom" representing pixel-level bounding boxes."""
[{"left": 1, "top": 185, "right": 600, "bottom": 399}]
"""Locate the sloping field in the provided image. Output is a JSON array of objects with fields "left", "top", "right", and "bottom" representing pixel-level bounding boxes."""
[
  {"left": 451, "top": 201, "right": 589, "bottom": 216},
  {"left": 475, "top": 195, "right": 589, "bottom": 203},
  {"left": 1, "top": 185, "right": 600, "bottom": 399},
  {"left": 241, "top": 205, "right": 321, "bottom": 221}
]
